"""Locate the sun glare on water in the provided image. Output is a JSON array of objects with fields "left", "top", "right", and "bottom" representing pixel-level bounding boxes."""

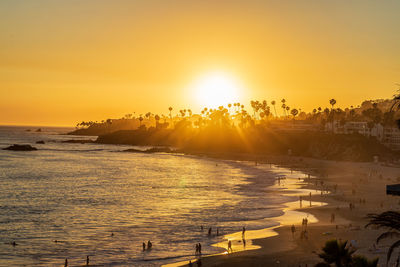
[{"left": 191, "top": 71, "right": 243, "bottom": 109}]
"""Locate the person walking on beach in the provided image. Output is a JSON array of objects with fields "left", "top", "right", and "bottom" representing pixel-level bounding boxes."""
[
  {"left": 208, "top": 227, "right": 212, "bottom": 236},
  {"left": 147, "top": 240, "right": 152, "bottom": 249},
  {"left": 143, "top": 242, "right": 146, "bottom": 251},
  {"left": 291, "top": 224, "right": 296, "bottom": 237},
  {"left": 86, "top": 255, "right": 89, "bottom": 266},
  {"left": 242, "top": 226, "right": 246, "bottom": 238},
  {"left": 228, "top": 240, "right": 233, "bottom": 253},
  {"left": 198, "top": 243, "right": 202, "bottom": 254},
  {"left": 195, "top": 243, "right": 199, "bottom": 255},
  {"left": 64, "top": 258, "right": 68, "bottom": 267}
]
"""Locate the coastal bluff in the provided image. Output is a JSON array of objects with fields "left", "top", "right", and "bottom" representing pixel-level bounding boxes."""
[{"left": 86, "top": 128, "right": 399, "bottom": 162}]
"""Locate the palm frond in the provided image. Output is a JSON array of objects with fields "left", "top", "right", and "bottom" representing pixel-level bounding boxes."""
[
  {"left": 387, "top": 239, "right": 400, "bottom": 263},
  {"left": 366, "top": 211, "right": 400, "bottom": 231},
  {"left": 376, "top": 231, "right": 400, "bottom": 244}
]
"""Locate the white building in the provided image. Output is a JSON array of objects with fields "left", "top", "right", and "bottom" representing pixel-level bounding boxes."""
[
  {"left": 325, "top": 121, "right": 384, "bottom": 140},
  {"left": 325, "top": 121, "right": 400, "bottom": 150},
  {"left": 382, "top": 127, "right": 400, "bottom": 150}
]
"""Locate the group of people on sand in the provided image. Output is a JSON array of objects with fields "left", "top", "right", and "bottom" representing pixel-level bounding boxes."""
[
  {"left": 142, "top": 240, "right": 152, "bottom": 251},
  {"left": 195, "top": 243, "right": 202, "bottom": 255},
  {"left": 300, "top": 217, "right": 309, "bottom": 240},
  {"left": 64, "top": 256, "right": 89, "bottom": 267},
  {"left": 204, "top": 226, "right": 222, "bottom": 237},
  {"left": 194, "top": 225, "right": 246, "bottom": 257}
]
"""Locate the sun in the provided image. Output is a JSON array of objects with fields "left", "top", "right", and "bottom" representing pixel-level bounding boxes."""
[{"left": 191, "top": 71, "right": 243, "bottom": 109}]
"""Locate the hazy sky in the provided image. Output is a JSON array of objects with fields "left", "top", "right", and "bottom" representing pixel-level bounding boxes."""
[{"left": 1, "top": 0, "right": 399, "bottom": 126}]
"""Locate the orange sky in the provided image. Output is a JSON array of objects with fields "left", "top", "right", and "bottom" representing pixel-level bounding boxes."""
[{"left": 1, "top": 0, "right": 399, "bottom": 126}]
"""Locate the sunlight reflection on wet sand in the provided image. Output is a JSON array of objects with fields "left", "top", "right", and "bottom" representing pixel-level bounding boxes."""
[{"left": 164, "top": 165, "right": 327, "bottom": 267}]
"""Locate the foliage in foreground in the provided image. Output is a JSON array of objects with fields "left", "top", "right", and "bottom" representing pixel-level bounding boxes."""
[
  {"left": 316, "top": 239, "right": 378, "bottom": 267},
  {"left": 367, "top": 211, "right": 400, "bottom": 264}
]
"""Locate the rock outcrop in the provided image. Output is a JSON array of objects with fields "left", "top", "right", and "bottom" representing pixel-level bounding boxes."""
[{"left": 3, "top": 144, "right": 37, "bottom": 151}]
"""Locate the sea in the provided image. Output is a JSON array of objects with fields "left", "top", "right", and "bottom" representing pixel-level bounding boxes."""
[{"left": 0, "top": 126, "right": 315, "bottom": 266}]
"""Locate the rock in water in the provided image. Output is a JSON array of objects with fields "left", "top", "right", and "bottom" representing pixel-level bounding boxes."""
[{"left": 3, "top": 144, "right": 37, "bottom": 151}]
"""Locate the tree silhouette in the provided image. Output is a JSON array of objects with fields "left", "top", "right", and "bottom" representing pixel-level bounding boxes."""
[
  {"left": 271, "top": 100, "right": 277, "bottom": 117},
  {"left": 367, "top": 211, "right": 400, "bottom": 264},
  {"left": 330, "top": 99, "right": 337, "bottom": 109},
  {"left": 291, "top": 108, "right": 299, "bottom": 120},
  {"left": 390, "top": 88, "right": 400, "bottom": 128},
  {"left": 318, "top": 239, "right": 354, "bottom": 267}
]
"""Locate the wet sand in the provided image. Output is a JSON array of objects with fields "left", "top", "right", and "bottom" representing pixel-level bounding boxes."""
[{"left": 176, "top": 156, "right": 400, "bottom": 266}]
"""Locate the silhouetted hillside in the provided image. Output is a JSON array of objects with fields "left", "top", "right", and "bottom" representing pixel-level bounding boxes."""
[{"left": 95, "top": 127, "right": 398, "bottom": 162}]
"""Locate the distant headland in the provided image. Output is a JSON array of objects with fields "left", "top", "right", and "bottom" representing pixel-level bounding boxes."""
[{"left": 68, "top": 96, "right": 400, "bottom": 162}]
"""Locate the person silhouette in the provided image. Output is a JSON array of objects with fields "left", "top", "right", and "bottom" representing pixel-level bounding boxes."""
[
  {"left": 198, "top": 243, "right": 202, "bottom": 254},
  {"left": 86, "top": 255, "right": 89, "bottom": 266},
  {"left": 291, "top": 224, "right": 296, "bottom": 237},
  {"left": 228, "top": 240, "right": 233, "bottom": 253},
  {"left": 64, "top": 258, "right": 68, "bottom": 267},
  {"left": 195, "top": 243, "right": 199, "bottom": 255},
  {"left": 147, "top": 240, "right": 152, "bottom": 249},
  {"left": 143, "top": 242, "right": 146, "bottom": 251}
]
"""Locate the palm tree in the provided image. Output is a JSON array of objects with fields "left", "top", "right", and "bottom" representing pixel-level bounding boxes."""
[
  {"left": 329, "top": 99, "right": 337, "bottom": 132},
  {"left": 291, "top": 108, "right": 299, "bottom": 121},
  {"left": 330, "top": 99, "right": 337, "bottom": 109},
  {"left": 317, "top": 239, "right": 355, "bottom": 267},
  {"left": 367, "top": 211, "right": 400, "bottom": 264},
  {"left": 168, "top": 107, "right": 173, "bottom": 119},
  {"left": 271, "top": 100, "right": 277, "bottom": 117},
  {"left": 250, "top": 100, "right": 256, "bottom": 118},
  {"left": 281, "top": 103, "right": 286, "bottom": 116}
]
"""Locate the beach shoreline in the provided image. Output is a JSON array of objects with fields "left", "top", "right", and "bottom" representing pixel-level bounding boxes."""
[
  {"left": 169, "top": 154, "right": 400, "bottom": 267},
  {"left": 163, "top": 160, "right": 327, "bottom": 267}
]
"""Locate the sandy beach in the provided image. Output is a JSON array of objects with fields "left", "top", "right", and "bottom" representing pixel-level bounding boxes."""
[{"left": 177, "top": 156, "right": 400, "bottom": 267}]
